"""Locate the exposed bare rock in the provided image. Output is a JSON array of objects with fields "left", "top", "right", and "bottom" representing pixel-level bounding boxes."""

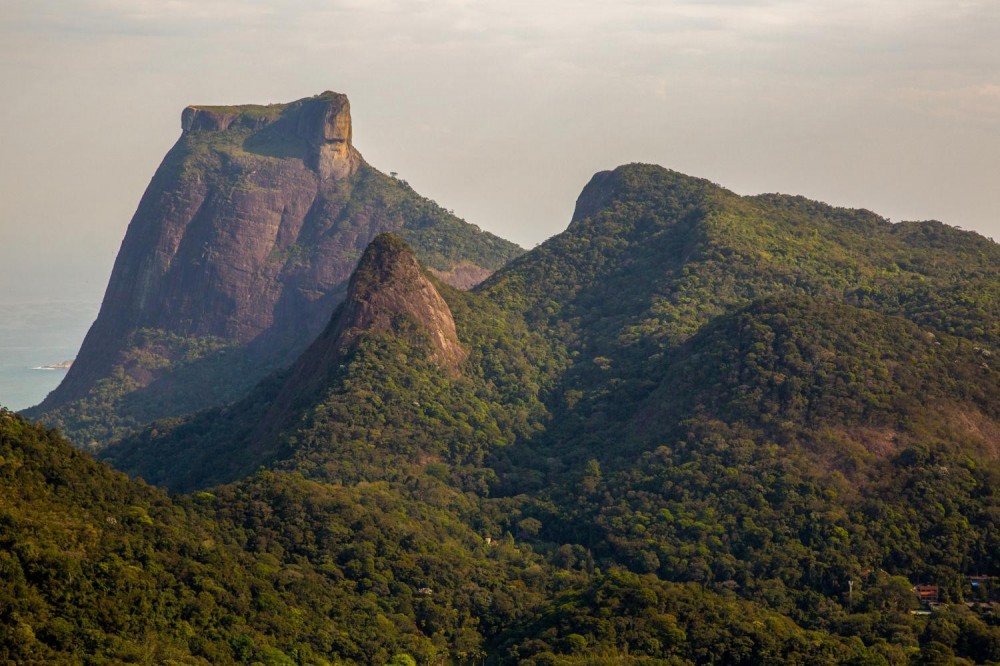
[
  {"left": 28, "top": 92, "right": 521, "bottom": 444},
  {"left": 428, "top": 261, "right": 495, "bottom": 290},
  {"left": 331, "top": 234, "right": 465, "bottom": 374},
  {"left": 251, "top": 233, "right": 464, "bottom": 450}
]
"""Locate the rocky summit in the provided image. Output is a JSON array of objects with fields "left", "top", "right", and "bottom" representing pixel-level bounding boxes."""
[
  {"left": 103, "top": 234, "right": 472, "bottom": 489},
  {"left": 182, "top": 91, "right": 361, "bottom": 180},
  {"left": 27, "top": 92, "right": 522, "bottom": 446},
  {"left": 301, "top": 232, "right": 467, "bottom": 378},
  {"left": 251, "top": 233, "right": 467, "bottom": 448}
]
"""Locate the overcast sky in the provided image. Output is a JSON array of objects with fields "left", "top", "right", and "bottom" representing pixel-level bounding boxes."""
[{"left": 1, "top": 0, "right": 998, "bottom": 303}]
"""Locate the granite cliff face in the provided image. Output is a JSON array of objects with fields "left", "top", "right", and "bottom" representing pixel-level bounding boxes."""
[{"left": 29, "top": 92, "right": 521, "bottom": 445}]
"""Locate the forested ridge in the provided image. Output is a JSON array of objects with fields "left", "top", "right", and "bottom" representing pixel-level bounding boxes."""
[{"left": 6, "top": 164, "right": 1000, "bottom": 664}]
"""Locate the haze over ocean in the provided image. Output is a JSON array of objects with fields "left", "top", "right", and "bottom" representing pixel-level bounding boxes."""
[{"left": 0, "top": 300, "right": 98, "bottom": 411}]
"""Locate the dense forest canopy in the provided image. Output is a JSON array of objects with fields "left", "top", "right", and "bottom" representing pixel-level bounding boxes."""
[{"left": 6, "top": 163, "right": 999, "bottom": 664}]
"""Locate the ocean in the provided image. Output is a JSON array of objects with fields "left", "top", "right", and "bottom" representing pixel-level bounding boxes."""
[{"left": 0, "top": 300, "right": 100, "bottom": 412}]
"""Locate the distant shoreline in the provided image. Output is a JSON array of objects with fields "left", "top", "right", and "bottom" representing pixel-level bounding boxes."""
[
  {"left": 0, "top": 300, "right": 96, "bottom": 411},
  {"left": 33, "top": 360, "right": 73, "bottom": 371}
]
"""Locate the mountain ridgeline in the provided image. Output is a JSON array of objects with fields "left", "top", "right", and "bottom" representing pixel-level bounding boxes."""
[
  {"left": 8, "top": 160, "right": 1000, "bottom": 664},
  {"left": 25, "top": 92, "right": 523, "bottom": 447}
]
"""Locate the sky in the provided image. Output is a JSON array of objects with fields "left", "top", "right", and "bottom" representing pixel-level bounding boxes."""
[{"left": 1, "top": 0, "right": 998, "bottom": 303}]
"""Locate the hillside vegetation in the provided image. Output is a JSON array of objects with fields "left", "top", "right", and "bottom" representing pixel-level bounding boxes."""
[{"left": 8, "top": 163, "right": 1000, "bottom": 664}]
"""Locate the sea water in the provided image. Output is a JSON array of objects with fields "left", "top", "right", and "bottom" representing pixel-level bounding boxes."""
[{"left": 0, "top": 300, "right": 99, "bottom": 411}]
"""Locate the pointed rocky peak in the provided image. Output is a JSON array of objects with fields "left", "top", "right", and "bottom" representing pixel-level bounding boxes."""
[
  {"left": 245, "top": 234, "right": 464, "bottom": 455},
  {"left": 336, "top": 233, "right": 465, "bottom": 374},
  {"left": 570, "top": 168, "right": 621, "bottom": 224},
  {"left": 272, "top": 233, "right": 465, "bottom": 417},
  {"left": 30, "top": 90, "right": 523, "bottom": 442}
]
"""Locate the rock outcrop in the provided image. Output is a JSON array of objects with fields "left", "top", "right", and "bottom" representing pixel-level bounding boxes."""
[
  {"left": 101, "top": 234, "right": 472, "bottom": 488},
  {"left": 318, "top": 233, "right": 466, "bottom": 376},
  {"left": 249, "top": 233, "right": 464, "bottom": 448},
  {"left": 28, "top": 92, "right": 521, "bottom": 445},
  {"left": 181, "top": 92, "right": 359, "bottom": 183}
]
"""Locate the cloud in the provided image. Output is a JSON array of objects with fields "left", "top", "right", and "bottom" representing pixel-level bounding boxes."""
[
  {"left": 1, "top": 0, "right": 997, "bottom": 255},
  {"left": 895, "top": 83, "right": 1000, "bottom": 124},
  {"left": 6, "top": 0, "right": 276, "bottom": 37},
  {"left": 9, "top": 0, "right": 997, "bottom": 64}
]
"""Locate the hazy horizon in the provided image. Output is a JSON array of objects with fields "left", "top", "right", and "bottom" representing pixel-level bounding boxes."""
[{"left": 2, "top": 0, "right": 998, "bottom": 303}]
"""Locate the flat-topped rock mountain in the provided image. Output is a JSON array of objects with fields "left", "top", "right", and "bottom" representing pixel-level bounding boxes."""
[{"left": 27, "top": 91, "right": 522, "bottom": 446}]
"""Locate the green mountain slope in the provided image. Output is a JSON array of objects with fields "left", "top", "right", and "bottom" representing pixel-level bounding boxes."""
[
  {"left": 476, "top": 164, "right": 998, "bottom": 477},
  {"left": 508, "top": 298, "right": 998, "bottom": 613},
  {"left": 0, "top": 408, "right": 573, "bottom": 664},
  {"left": 54, "top": 163, "right": 1000, "bottom": 663},
  {"left": 479, "top": 164, "right": 1000, "bottom": 662},
  {"left": 4, "top": 399, "right": 883, "bottom": 663},
  {"left": 0, "top": 409, "right": 334, "bottom": 664}
]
